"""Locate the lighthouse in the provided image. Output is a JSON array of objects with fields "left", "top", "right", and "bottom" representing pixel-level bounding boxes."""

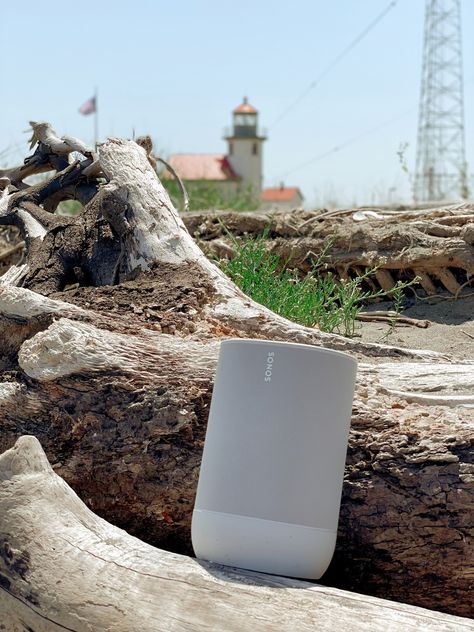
[
  {"left": 164, "top": 98, "right": 303, "bottom": 209},
  {"left": 225, "top": 97, "right": 267, "bottom": 197}
]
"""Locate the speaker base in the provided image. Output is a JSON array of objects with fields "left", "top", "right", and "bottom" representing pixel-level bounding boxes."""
[{"left": 191, "top": 509, "right": 337, "bottom": 579}]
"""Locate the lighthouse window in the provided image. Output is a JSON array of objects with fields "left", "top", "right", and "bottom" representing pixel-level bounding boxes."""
[
  {"left": 252, "top": 142, "right": 258, "bottom": 155},
  {"left": 229, "top": 142, "right": 233, "bottom": 155}
]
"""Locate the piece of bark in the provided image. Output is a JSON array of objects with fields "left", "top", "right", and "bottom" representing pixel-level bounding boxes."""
[
  {"left": 0, "top": 130, "right": 473, "bottom": 619},
  {"left": 1, "top": 436, "right": 473, "bottom": 632}
]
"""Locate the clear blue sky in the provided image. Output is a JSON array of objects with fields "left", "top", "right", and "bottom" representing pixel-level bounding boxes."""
[{"left": 1, "top": 0, "right": 473, "bottom": 206}]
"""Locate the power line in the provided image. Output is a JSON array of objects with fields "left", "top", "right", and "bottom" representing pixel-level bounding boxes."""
[
  {"left": 276, "top": 107, "right": 415, "bottom": 181},
  {"left": 269, "top": 0, "right": 399, "bottom": 130}
]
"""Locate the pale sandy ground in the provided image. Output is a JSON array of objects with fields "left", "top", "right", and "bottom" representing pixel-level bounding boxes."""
[{"left": 355, "top": 293, "right": 474, "bottom": 361}]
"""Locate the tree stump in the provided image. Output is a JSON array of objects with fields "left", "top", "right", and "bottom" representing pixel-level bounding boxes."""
[{"left": 0, "top": 126, "right": 473, "bottom": 618}]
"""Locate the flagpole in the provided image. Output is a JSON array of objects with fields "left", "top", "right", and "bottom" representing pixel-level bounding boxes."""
[{"left": 94, "top": 87, "right": 99, "bottom": 148}]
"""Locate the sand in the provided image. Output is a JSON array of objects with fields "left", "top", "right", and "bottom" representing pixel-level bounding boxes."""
[{"left": 355, "top": 292, "right": 474, "bottom": 361}]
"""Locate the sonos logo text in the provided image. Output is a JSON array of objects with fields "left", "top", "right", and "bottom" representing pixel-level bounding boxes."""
[{"left": 264, "top": 351, "right": 275, "bottom": 382}]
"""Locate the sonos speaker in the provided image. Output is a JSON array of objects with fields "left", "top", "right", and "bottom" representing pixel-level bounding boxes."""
[{"left": 191, "top": 339, "right": 357, "bottom": 579}]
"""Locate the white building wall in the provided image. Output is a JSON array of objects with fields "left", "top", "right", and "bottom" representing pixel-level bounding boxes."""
[{"left": 227, "top": 138, "right": 263, "bottom": 195}]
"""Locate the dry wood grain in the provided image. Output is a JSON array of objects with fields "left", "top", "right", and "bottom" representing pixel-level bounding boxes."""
[{"left": 1, "top": 436, "right": 472, "bottom": 632}]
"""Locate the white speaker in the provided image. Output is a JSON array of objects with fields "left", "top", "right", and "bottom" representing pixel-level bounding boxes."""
[{"left": 192, "top": 338, "right": 357, "bottom": 579}]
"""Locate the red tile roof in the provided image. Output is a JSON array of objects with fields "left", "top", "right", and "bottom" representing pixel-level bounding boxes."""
[
  {"left": 165, "top": 154, "right": 238, "bottom": 181},
  {"left": 233, "top": 97, "right": 257, "bottom": 115},
  {"left": 261, "top": 187, "right": 303, "bottom": 202}
]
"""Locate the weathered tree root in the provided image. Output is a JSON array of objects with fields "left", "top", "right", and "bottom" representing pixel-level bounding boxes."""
[{"left": 183, "top": 206, "right": 474, "bottom": 296}]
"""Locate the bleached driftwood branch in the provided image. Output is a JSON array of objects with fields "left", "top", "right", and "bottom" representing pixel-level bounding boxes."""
[{"left": 1, "top": 436, "right": 472, "bottom": 632}]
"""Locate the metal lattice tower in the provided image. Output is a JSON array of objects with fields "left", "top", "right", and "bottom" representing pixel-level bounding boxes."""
[{"left": 414, "top": 0, "right": 468, "bottom": 202}]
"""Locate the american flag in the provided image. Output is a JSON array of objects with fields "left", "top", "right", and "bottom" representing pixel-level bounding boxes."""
[{"left": 79, "top": 96, "right": 96, "bottom": 116}]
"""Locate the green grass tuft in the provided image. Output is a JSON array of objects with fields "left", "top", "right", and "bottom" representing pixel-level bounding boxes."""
[{"left": 219, "top": 229, "right": 417, "bottom": 337}]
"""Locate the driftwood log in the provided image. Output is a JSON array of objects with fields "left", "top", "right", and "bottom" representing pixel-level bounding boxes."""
[
  {"left": 183, "top": 204, "right": 474, "bottom": 296},
  {"left": 0, "top": 126, "right": 473, "bottom": 621},
  {"left": 1, "top": 436, "right": 473, "bottom": 632}
]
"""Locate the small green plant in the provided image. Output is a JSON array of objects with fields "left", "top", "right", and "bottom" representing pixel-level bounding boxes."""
[
  {"left": 386, "top": 283, "right": 404, "bottom": 338},
  {"left": 56, "top": 200, "right": 83, "bottom": 216},
  {"left": 162, "top": 179, "right": 259, "bottom": 211},
  {"left": 460, "top": 163, "right": 470, "bottom": 200},
  {"left": 219, "top": 229, "right": 417, "bottom": 336},
  {"left": 397, "top": 142, "right": 415, "bottom": 201}
]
